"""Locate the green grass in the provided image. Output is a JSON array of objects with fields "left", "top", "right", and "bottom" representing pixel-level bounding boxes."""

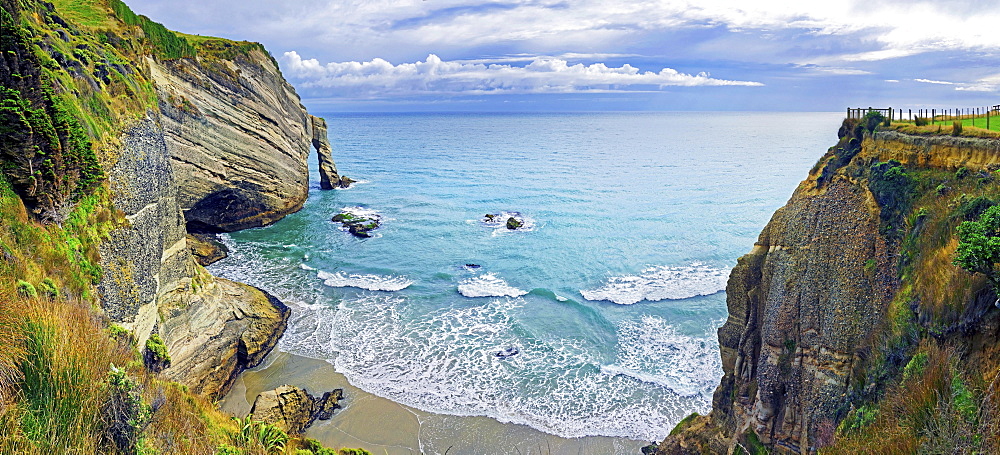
[
  {"left": 893, "top": 112, "right": 1000, "bottom": 136},
  {"left": 49, "top": 0, "right": 117, "bottom": 29}
]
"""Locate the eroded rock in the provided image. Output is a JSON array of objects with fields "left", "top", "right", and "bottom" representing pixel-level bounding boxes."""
[
  {"left": 250, "top": 385, "right": 344, "bottom": 434},
  {"left": 187, "top": 233, "right": 229, "bottom": 266}
]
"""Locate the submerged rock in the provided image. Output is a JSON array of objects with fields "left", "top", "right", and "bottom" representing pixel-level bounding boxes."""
[{"left": 250, "top": 385, "right": 344, "bottom": 434}]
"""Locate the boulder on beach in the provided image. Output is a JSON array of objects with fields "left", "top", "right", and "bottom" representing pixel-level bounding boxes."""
[{"left": 250, "top": 384, "right": 344, "bottom": 434}]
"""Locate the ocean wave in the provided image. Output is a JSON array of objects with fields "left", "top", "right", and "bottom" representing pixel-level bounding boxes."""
[
  {"left": 580, "top": 264, "right": 729, "bottom": 305},
  {"left": 317, "top": 270, "right": 413, "bottom": 292},
  {"left": 604, "top": 315, "right": 722, "bottom": 398},
  {"left": 275, "top": 288, "right": 723, "bottom": 441},
  {"left": 339, "top": 205, "right": 382, "bottom": 220},
  {"left": 458, "top": 273, "right": 527, "bottom": 298}
]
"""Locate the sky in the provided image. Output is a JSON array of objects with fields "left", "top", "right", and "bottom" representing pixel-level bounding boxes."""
[{"left": 123, "top": 0, "right": 1000, "bottom": 112}]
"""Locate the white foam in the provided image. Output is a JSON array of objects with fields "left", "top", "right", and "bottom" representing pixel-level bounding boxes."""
[
  {"left": 479, "top": 211, "right": 537, "bottom": 234},
  {"left": 457, "top": 273, "right": 528, "bottom": 298},
  {"left": 605, "top": 315, "right": 723, "bottom": 398},
  {"left": 274, "top": 289, "right": 724, "bottom": 441},
  {"left": 334, "top": 179, "right": 369, "bottom": 189},
  {"left": 340, "top": 206, "right": 382, "bottom": 220},
  {"left": 300, "top": 263, "right": 317, "bottom": 271},
  {"left": 581, "top": 264, "right": 729, "bottom": 305},
  {"left": 318, "top": 270, "right": 413, "bottom": 292}
]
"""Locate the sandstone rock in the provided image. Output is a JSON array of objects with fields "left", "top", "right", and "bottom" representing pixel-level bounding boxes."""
[
  {"left": 187, "top": 232, "right": 228, "bottom": 266},
  {"left": 311, "top": 115, "right": 344, "bottom": 190},
  {"left": 149, "top": 51, "right": 311, "bottom": 232},
  {"left": 160, "top": 277, "right": 290, "bottom": 399},
  {"left": 250, "top": 385, "right": 343, "bottom": 434}
]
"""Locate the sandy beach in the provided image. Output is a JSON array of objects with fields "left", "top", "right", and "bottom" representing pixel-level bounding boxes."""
[{"left": 220, "top": 351, "right": 648, "bottom": 455}]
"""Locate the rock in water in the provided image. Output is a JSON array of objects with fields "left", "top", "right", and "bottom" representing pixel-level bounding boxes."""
[
  {"left": 506, "top": 216, "right": 523, "bottom": 230},
  {"left": 250, "top": 385, "right": 344, "bottom": 433},
  {"left": 332, "top": 210, "right": 380, "bottom": 238},
  {"left": 311, "top": 115, "right": 343, "bottom": 190},
  {"left": 186, "top": 233, "right": 228, "bottom": 266}
]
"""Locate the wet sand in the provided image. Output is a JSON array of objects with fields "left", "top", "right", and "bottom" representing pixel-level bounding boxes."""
[{"left": 220, "top": 351, "right": 648, "bottom": 455}]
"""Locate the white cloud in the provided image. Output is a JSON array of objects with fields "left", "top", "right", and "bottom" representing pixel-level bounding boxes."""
[
  {"left": 914, "top": 78, "right": 955, "bottom": 85},
  {"left": 955, "top": 74, "right": 1000, "bottom": 92},
  {"left": 290, "top": 0, "right": 1000, "bottom": 63},
  {"left": 885, "top": 79, "right": 900, "bottom": 83},
  {"left": 281, "top": 52, "right": 762, "bottom": 97}
]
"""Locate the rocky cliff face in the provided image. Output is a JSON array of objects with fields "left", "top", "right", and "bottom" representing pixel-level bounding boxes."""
[
  {"left": 98, "top": 113, "right": 290, "bottom": 399},
  {"left": 661, "top": 124, "right": 1000, "bottom": 454},
  {"left": 149, "top": 50, "right": 311, "bottom": 232},
  {"left": 90, "top": 19, "right": 326, "bottom": 399}
]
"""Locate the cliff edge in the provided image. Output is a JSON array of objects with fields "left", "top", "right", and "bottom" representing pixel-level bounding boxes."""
[{"left": 661, "top": 119, "right": 1000, "bottom": 453}]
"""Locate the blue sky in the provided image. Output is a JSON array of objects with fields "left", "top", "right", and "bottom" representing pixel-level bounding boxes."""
[{"left": 125, "top": 0, "right": 1000, "bottom": 112}]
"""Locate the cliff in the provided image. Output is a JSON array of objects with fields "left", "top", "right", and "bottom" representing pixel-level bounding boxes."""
[
  {"left": 0, "top": 0, "right": 352, "bottom": 452},
  {"left": 150, "top": 44, "right": 312, "bottom": 232},
  {"left": 661, "top": 119, "right": 1000, "bottom": 453}
]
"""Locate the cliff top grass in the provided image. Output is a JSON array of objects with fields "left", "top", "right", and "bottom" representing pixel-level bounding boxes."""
[{"left": 889, "top": 112, "right": 1000, "bottom": 139}]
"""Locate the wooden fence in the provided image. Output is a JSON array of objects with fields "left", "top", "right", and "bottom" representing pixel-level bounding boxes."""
[{"left": 849, "top": 106, "right": 1000, "bottom": 130}]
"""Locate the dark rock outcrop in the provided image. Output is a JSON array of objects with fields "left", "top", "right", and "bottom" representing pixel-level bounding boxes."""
[
  {"left": 332, "top": 211, "right": 380, "bottom": 238},
  {"left": 187, "top": 233, "right": 229, "bottom": 266},
  {"left": 250, "top": 385, "right": 343, "bottom": 434}
]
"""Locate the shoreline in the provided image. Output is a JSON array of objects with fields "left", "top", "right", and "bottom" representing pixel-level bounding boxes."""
[{"left": 220, "top": 350, "right": 647, "bottom": 455}]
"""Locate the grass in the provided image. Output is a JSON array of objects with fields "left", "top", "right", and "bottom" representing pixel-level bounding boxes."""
[
  {"left": 48, "top": 0, "right": 117, "bottom": 29},
  {"left": 890, "top": 111, "right": 1000, "bottom": 137}
]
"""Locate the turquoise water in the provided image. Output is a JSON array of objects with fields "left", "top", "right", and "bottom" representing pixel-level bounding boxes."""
[{"left": 209, "top": 112, "right": 840, "bottom": 441}]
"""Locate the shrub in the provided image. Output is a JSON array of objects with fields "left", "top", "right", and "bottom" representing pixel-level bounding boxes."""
[
  {"left": 956, "top": 166, "right": 969, "bottom": 180},
  {"left": 143, "top": 333, "right": 171, "bottom": 372},
  {"left": 954, "top": 204, "right": 1000, "bottom": 287},
  {"left": 955, "top": 195, "right": 994, "bottom": 220},
  {"left": 227, "top": 416, "right": 288, "bottom": 454},
  {"left": 100, "top": 365, "right": 152, "bottom": 453},
  {"left": 38, "top": 278, "right": 58, "bottom": 298},
  {"left": 862, "top": 111, "right": 886, "bottom": 134},
  {"left": 915, "top": 117, "right": 929, "bottom": 126},
  {"left": 869, "top": 160, "right": 915, "bottom": 238},
  {"left": 338, "top": 449, "right": 372, "bottom": 455},
  {"left": 953, "top": 121, "right": 963, "bottom": 136},
  {"left": 902, "top": 351, "right": 928, "bottom": 382},
  {"left": 16, "top": 280, "right": 37, "bottom": 298}
]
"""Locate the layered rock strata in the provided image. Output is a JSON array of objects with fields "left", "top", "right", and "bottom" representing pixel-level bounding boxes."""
[
  {"left": 311, "top": 115, "right": 351, "bottom": 189},
  {"left": 99, "top": 116, "right": 290, "bottom": 399},
  {"left": 149, "top": 51, "right": 311, "bottom": 232}
]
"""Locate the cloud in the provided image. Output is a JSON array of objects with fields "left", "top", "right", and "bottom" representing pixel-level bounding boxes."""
[
  {"left": 955, "top": 74, "right": 1000, "bottom": 92},
  {"left": 914, "top": 78, "right": 955, "bottom": 85},
  {"left": 281, "top": 52, "right": 763, "bottom": 98}
]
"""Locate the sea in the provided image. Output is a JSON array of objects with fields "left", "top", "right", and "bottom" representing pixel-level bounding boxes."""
[{"left": 208, "top": 112, "right": 842, "bottom": 442}]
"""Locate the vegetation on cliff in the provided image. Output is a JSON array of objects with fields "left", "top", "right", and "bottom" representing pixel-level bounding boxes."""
[{"left": 0, "top": 0, "right": 361, "bottom": 453}]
